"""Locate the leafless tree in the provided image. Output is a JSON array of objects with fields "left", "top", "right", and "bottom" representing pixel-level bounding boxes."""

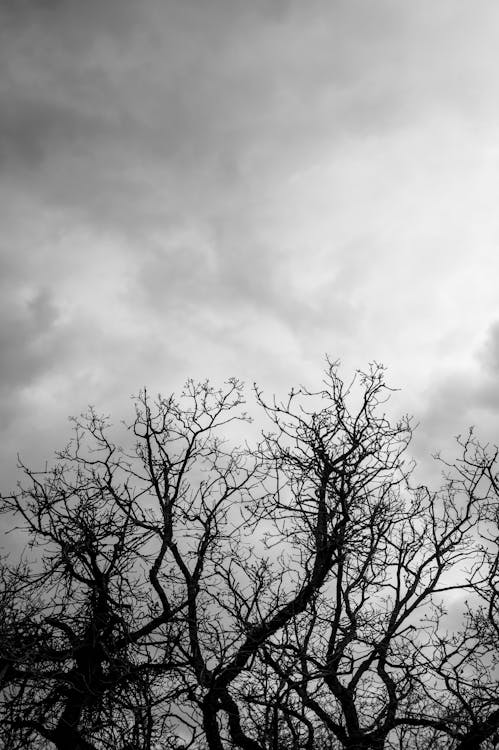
[
  {"left": 0, "top": 363, "right": 498, "bottom": 750},
  {"left": 229, "top": 370, "right": 499, "bottom": 750},
  {"left": 0, "top": 379, "right": 257, "bottom": 749}
]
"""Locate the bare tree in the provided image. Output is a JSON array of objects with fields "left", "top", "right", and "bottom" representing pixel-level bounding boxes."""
[
  {"left": 0, "top": 379, "right": 257, "bottom": 749},
  {"left": 230, "top": 371, "right": 499, "bottom": 750},
  {"left": 0, "top": 363, "right": 498, "bottom": 750}
]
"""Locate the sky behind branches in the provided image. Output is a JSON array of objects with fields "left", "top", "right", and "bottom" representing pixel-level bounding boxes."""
[{"left": 1, "top": 0, "right": 499, "bottom": 492}]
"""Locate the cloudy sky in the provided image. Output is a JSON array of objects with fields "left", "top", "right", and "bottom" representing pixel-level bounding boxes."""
[{"left": 1, "top": 0, "right": 499, "bottom": 491}]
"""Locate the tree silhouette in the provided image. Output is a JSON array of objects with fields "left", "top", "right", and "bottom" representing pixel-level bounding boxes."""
[{"left": 0, "top": 363, "right": 498, "bottom": 749}]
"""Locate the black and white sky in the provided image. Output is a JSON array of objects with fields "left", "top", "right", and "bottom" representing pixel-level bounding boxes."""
[{"left": 1, "top": 0, "right": 499, "bottom": 489}]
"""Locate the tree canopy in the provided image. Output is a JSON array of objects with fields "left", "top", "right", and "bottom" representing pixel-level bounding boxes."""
[{"left": 1, "top": 362, "right": 498, "bottom": 750}]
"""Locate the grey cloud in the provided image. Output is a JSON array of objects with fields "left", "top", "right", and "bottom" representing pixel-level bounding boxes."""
[
  {"left": 0, "top": 96, "right": 112, "bottom": 172},
  {"left": 131, "top": 211, "right": 360, "bottom": 356},
  {"left": 0, "top": 287, "right": 61, "bottom": 390},
  {"left": 471, "top": 323, "right": 499, "bottom": 414},
  {"left": 413, "top": 321, "right": 499, "bottom": 465},
  {"left": 479, "top": 321, "right": 499, "bottom": 374},
  {"left": 1, "top": 0, "right": 496, "bottom": 350},
  {"left": 0, "top": 0, "right": 139, "bottom": 40},
  {"left": 2, "top": 0, "right": 499, "bottom": 498},
  {"left": 4, "top": 0, "right": 492, "bottom": 233}
]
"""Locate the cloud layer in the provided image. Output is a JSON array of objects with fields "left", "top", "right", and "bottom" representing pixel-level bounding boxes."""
[{"left": 1, "top": 1, "right": 499, "bottom": 494}]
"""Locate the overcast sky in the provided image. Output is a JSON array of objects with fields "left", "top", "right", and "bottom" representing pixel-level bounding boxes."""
[{"left": 1, "top": 0, "right": 499, "bottom": 493}]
